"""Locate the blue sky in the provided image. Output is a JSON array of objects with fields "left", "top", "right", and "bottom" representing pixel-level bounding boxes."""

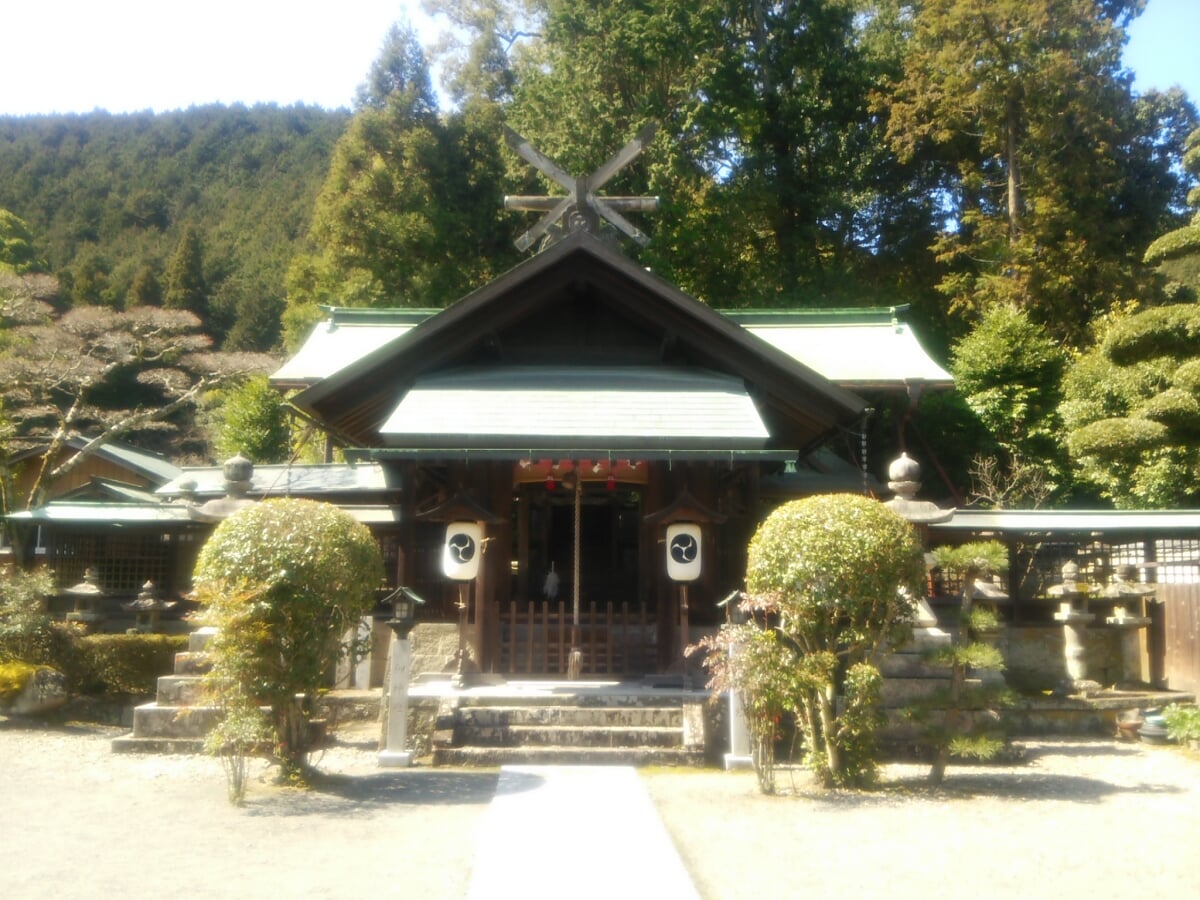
[{"left": 0, "top": 0, "right": 1196, "bottom": 116}]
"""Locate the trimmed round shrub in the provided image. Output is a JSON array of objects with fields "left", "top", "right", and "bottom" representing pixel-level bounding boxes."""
[
  {"left": 194, "top": 498, "right": 383, "bottom": 779},
  {"left": 745, "top": 493, "right": 925, "bottom": 787},
  {"left": 1068, "top": 417, "right": 1169, "bottom": 458}
]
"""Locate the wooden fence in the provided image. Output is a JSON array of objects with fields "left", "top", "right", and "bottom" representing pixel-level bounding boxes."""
[
  {"left": 1160, "top": 583, "right": 1200, "bottom": 694},
  {"left": 498, "top": 600, "right": 656, "bottom": 677}
]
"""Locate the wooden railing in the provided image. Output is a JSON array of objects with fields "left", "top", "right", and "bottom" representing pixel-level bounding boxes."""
[{"left": 498, "top": 600, "right": 656, "bottom": 677}]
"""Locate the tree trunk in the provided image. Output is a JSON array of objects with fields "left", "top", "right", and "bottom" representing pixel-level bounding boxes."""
[
  {"left": 819, "top": 684, "right": 839, "bottom": 786},
  {"left": 1005, "top": 92, "right": 1022, "bottom": 242},
  {"left": 930, "top": 570, "right": 975, "bottom": 785},
  {"left": 275, "top": 697, "right": 310, "bottom": 781}
]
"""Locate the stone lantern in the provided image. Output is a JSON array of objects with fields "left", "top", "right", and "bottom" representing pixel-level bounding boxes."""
[
  {"left": 1100, "top": 565, "right": 1155, "bottom": 686},
  {"left": 190, "top": 454, "right": 257, "bottom": 522},
  {"left": 883, "top": 452, "right": 955, "bottom": 527},
  {"left": 122, "top": 580, "right": 177, "bottom": 634},
  {"left": 64, "top": 567, "right": 106, "bottom": 631},
  {"left": 1048, "top": 561, "right": 1098, "bottom": 694},
  {"left": 882, "top": 452, "right": 953, "bottom": 629}
]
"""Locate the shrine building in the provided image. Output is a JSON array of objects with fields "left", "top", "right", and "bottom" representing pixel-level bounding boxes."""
[{"left": 270, "top": 229, "right": 951, "bottom": 678}]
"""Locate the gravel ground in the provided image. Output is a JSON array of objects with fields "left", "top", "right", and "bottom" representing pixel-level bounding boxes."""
[
  {"left": 0, "top": 719, "right": 494, "bottom": 899},
  {"left": 2, "top": 718, "right": 1198, "bottom": 900},
  {"left": 646, "top": 740, "right": 1200, "bottom": 900}
]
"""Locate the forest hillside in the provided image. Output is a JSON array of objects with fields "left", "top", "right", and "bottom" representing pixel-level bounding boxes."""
[{"left": 0, "top": 104, "right": 348, "bottom": 350}]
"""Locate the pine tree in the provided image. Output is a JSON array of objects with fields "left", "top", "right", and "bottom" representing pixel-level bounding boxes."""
[
  {"left": 129, "top": 264, "right": 162, "bottom": 306},
  {"left": 163, "top": 225, "right": 208, "bottom": 317},
  {"left": 918, "top": 542, "right": 1014, "bottom": 786}
]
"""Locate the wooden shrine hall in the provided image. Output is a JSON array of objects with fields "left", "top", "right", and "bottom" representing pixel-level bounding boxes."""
[{"left": 275, "top": 229, "right": 951, "bottom": 678}]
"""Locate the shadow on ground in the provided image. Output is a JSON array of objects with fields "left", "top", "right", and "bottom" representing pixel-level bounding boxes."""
[
  {"left": 241, "top": 768, "right": 545, "bottom": 818},
  {"left": 882, "top": 772, "right": 1187, "bottom": 803},
  {"left": 749, "top": 748, "right": 1186, "bottom": 808}
]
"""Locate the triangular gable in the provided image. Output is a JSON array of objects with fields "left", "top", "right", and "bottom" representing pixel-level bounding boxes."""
[
  {"left": 8, "top": 436, "right": 182, "bottom": 487},
  {"left": 290, "top": 231, "right": 867, "bottom": 452}
]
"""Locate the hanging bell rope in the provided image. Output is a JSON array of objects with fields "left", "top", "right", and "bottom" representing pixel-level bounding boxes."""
[{"left": 568, "top": 476, "right": 583, "bottom": 679}]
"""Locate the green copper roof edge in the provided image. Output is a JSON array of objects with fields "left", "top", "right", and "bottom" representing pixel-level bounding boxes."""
[
  {"left": 718, "top": 305, "right": 909, "bottom": 324},
  {"left": 345, "top": 447, "right": 796, "bottom": 463},
  {"left": 314, "top": 305, "right": 911, "bottom": 327},
  {"left": 320, "top": 306, "right": 441, "bottom": 324}
]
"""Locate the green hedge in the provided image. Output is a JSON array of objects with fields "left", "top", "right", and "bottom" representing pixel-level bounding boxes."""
[
  {"left": 1, "top": 620, "right": 187, "bottom": 697},
  {"left": 73, "top": 634, "right": 188, "bottom": 696}
]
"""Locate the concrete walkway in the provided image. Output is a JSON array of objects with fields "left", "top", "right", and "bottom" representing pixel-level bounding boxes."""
[{"left": 467, "top": 766, "right": 700, "bottom": 900}]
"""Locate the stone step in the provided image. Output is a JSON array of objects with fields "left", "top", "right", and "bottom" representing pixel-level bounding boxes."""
[
  {"left": 173, "top": 652, "right": 212, "bottom": 676},
  {"left": 432, "top": 744, "right": 704, "bottom": 767},
  {"left": 111, "top": 735, "right": 206, "bottom": 754},
  {"left": 458, "top": 724, "right": 684, "bottom": 748},
  {"left": 880, "top": 707, "right": 1005, "bottom": 743},
  {"left": 457, "top": 705, "right": 681, "bottom": 729},
  {"left": 188, "top": 627, "right": 217, "bottom": 653},
  {"left": 443, "top": 690, "right": 700, "bottom": 709},
  {"left": 881, "top": 676, "right": 987, "bottom": 708},
  {"left": 896, "top": 628, "right": 953, "bottom": 653},
  {"left": 113, "top": 715, "right": 328, "bottom": 755},
  {"left": 878, "top": 652, "right": 953, "bottom": 679},
  {"left": 129, "top": 702, "right": 222, "bottom": 739},
  {"left": 155, "top": 675, "right": 208, "bottom": 707}
]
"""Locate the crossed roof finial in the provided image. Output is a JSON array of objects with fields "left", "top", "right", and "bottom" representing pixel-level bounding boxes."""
[{"left": 503, "top": 124, "right": 659, "bottom": 252}]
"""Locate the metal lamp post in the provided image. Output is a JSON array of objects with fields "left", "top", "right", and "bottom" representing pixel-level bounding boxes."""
[{"left": 378, "top": 586, "right": 424, "bottom": 768}]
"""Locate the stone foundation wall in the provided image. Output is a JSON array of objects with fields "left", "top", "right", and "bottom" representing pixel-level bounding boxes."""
[
  {"left": 410, "top": 624, "right": 461, "bottom": 679},
  {"left": 1001, "top": 625, "right": 1123, "bottom": 691}
]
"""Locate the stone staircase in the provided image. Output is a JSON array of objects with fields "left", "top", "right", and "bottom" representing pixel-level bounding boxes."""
[
  {"left": 111, "top": 628, "right": 218, "bottom": 753},
  {"left": 877, "top": 619, "right": 1008, "bottom": 747},
  {"left": 430, "top": 687, "right": 707, "bottom": 767}
]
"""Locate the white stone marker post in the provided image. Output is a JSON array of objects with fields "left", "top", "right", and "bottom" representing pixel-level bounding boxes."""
[
  {"left": 378, "top": 628, "right": 413, "bottom": 767},
  {"left": 724, "top": 669, "right": 753, "bottom": 771},
  {"left": 718, "top": 591, "right": 753, "bottom": 770}
]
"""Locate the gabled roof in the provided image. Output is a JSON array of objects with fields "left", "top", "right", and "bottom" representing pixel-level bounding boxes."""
[
  {"left": 58, "top": 477, "right": 164, "bottom": 504},
  {"left": 287, "top": 231, "right": 867, "bottom": 453},
  {"left": 8, "top": 437, "right": 183, "bottom": 486},
  {"left": 273, "top": 302, "right": 951, "bottom": 391}
]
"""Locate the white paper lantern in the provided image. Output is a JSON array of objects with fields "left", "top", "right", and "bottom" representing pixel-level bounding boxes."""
[
  {"left": 666, "top": 522, "right": 702, "bottom": 582},
  {"left": 443, "top": 521, "right": 483, "bottom": 581}
]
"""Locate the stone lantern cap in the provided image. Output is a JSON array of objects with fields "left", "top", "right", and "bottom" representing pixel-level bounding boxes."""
[
  {"left": 64, "top": 566, "right": 105, "bottom": 613},
  {"left": 1097, "top": 564, "right": 1156, "bottom": 599},
  {"left": 121, "top": 581, "right": 177, "bottom": 614},
  {"left": 882, "top": 452, "right": 954, "bottom": 525},
  {"left": 223, "top": 453, "right": 253, "bottom": 495},
  {"left": 190, "top": 454, "right": 257, "bottom": 522},
  {"left": 1045, "top": 560, "right": 1092, "bottom": 597}
]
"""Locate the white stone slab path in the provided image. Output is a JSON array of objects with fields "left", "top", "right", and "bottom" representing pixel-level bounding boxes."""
[{"left": 467, "top": 765, "right": 701, "bottom": 900}]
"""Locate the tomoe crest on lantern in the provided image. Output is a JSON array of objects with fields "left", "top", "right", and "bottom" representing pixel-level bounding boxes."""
[
  {"left": 666, "top": 522, "right": 702, "bottom": 582},
  {"left": 443, "top": 522, "right": 483, "bottom": 581}
]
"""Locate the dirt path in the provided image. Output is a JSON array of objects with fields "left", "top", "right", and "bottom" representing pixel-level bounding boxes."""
[{"left": 3, "top": 720, "right": 1199, "bottom": 900}]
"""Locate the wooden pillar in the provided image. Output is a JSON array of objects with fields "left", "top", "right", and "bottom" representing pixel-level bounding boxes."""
[
  {"left": 642, "top": 463, "right": 671, "bottom": 670},
  {"left": 484, "top": 462, "right": 513, "bottom": 673},
  {"left": 397, "top": 462, "right": 417, "bottom": 587},
  {"left": 516, "top": 478, "right": 530, "bottom": 601}
]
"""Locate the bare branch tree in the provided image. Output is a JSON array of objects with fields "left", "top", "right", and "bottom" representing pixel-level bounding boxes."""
[{"left": 1, "top": 274, "right": 276, "bottom": 513}]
